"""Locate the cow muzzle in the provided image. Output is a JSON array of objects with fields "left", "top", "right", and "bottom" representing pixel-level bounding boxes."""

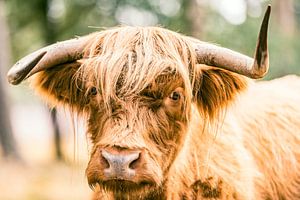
[
  {"left": 101, "top": 148, "right": 141, "bottom": 180},
  {"left": 87, "top": 146, "right": 160, "bottom": 192}
]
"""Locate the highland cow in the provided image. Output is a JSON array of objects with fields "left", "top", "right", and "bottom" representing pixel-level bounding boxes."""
[{"left": 7, "top": 6, "right": 300, "bottom": 200}]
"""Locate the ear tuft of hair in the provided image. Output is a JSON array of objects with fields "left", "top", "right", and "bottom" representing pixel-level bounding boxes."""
[
  {"left": 194, "top": 66, "right": 248, "bottom": 120},
  {"left": 30, "top": 61, "right": 87, "bottom": 111}
]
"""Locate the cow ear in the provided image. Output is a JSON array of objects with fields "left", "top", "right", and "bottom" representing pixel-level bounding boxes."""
[
  {"left": 30, "top": 61, "right": 88, "bottom": 110},
  {"left": 193, "top": 66, "right": 248, "bottom": 119}
]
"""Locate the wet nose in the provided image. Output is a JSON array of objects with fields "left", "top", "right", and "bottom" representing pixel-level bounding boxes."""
[{"left": 101, "top": 149, "right": 141, "bottom": 179}]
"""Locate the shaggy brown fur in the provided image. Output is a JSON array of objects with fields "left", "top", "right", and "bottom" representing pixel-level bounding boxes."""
[{"left": 30, "top": 26, "right": 300, "bottom": 200}]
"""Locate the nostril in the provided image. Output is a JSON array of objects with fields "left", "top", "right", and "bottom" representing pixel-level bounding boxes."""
[
  {"left": 129, "top": 152, "right": 141, "bottom": 169},
  {"left": 100, "top": 150, "right": 111, "bottom": 169}
]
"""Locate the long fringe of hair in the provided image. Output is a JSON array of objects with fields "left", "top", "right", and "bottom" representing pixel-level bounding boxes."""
[{"left": 74, "top": 26, "right": 200, "bottom": 118}]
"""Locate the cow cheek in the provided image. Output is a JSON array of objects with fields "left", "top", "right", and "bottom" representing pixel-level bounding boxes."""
[
  {"left": 151, "top": 124, "right": 187, "bottom": 175},
  {"left": 86, "top": 148, "right": 105, "bottom": 187},
  {"left": 169, "top": 124, "right": 190, "bottom": 169}
]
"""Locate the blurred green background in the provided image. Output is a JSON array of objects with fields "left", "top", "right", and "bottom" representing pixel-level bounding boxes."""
[
  {"left": 0, "top": 0, "right": 299, "bottom": 199},
  {"left": 5, "top": 0, "right": 300, "bottom": 78}
]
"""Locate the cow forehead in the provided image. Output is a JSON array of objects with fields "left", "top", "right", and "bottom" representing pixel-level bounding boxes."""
[
  {"left": 77, "top": 26, "right": 196, "bottom": 110},
  {"left": 81, "top": 56, "right": 189, "bottom": 98}
]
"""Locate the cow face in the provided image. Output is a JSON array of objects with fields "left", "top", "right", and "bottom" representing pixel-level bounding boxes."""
[
  {"left": 33, "top": 66, "right": 195, "bottom": 199},
  {"left": 84, "top": 73, "right": 189, "bottom": 197}
]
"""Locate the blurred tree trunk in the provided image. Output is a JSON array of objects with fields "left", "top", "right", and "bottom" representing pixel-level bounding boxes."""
[
  {"left": 0, "top": 0, "right": 20, "bottom": 159},
  {"left": 39, "top": 0, "right": 64, "bottom": 161},
  {"left": 186, "top": 0, "right": 206, "bottom": 38},
  {"left": 274, "top": 0, "right": 296, "bottom": 35},
  {"left": 50, "top": 108, "right": 63, "bottom": 161},
  {"left": 44, "top": 5, "right": 64, "bottom": 162}
]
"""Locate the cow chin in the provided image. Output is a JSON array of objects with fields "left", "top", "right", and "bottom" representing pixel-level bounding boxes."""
[
  {"left": 87, "top": 175, "right": 160, "bottom": 198},
  {"left": 92, "top": 179, "right": 157, "bottom": 196}
]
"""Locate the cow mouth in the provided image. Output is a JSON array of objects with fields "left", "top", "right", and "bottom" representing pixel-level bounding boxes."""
[{"left": 90, "top": 179, "right": 156, "bottom": 193}]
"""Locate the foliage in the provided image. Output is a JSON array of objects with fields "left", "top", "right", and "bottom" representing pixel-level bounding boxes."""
[{"left": 5, "top": 0, "right": 300, "bottom": 78}]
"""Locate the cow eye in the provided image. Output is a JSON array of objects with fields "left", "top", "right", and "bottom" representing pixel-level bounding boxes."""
[
  {"left": 90, "top": 87, "right": 97, "bottom": 95},
  {"left": 169, "top": 91, "right": 181, "bottom": 101}
]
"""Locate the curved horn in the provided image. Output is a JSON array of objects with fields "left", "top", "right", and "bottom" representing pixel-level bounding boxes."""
[
  {"left": 195, "top": 5, "right": 271, "bottom": 79},
  {"left": 7, "top": 34, "right": 94, "bottom": 85}
]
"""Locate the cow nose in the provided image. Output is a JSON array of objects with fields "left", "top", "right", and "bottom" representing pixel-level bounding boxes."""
[{"left": 101, "top": 149, "right": 141, "bottom": 179}]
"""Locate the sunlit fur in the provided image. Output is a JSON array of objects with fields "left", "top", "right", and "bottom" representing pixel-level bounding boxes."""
[{"left": 30, "top": 26, "right": 300, "bottom": 199}]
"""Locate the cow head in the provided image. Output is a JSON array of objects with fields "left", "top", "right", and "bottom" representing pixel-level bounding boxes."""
[{"left": 7, "top": 6, "right": 270, "bottom": 199}]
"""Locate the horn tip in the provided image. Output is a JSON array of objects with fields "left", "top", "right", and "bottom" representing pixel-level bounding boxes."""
[
  {"left": 7, "top": 51, "right": 47, "bottom": 85},
  {"left": 7, "top": 75, "right": 21, "bottom": 85},
  {"left": 7, "top": 64, "right": 25, "bottom": 85},
  {"left": 263, "top": 5, "right": 271, "bottom": 24}
]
